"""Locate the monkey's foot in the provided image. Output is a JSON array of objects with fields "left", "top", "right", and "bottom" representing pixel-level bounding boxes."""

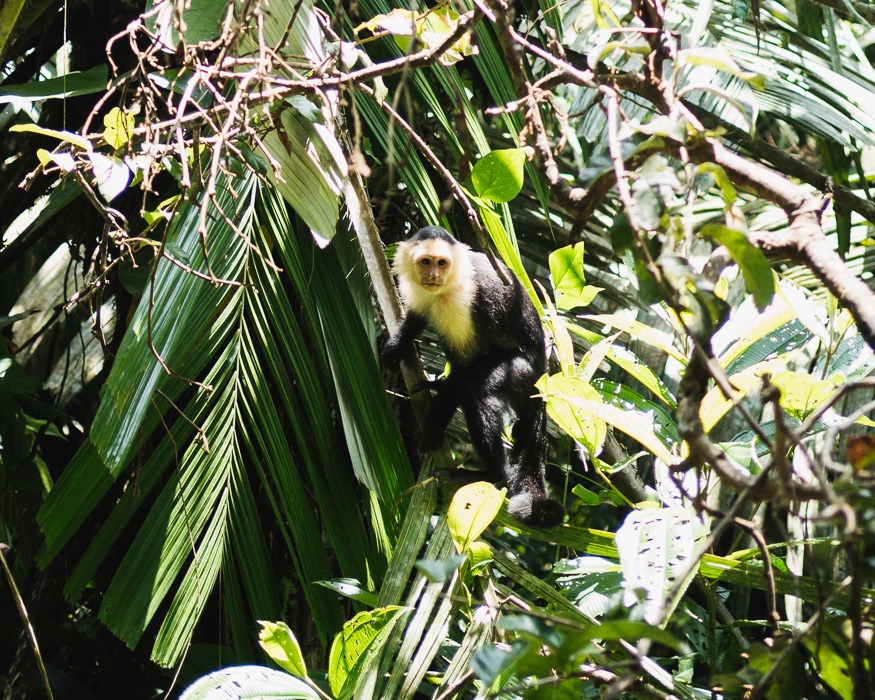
[{"left": 508, "top": 493, "right": 565, "bottom": 528}]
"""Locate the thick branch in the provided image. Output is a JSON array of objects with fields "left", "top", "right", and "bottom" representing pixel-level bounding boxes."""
[
  {"left": 686, "top": 140, "right": 875, "bottom": 352},
  {"left": 685, "top": 104, "right": 875, "bottom": 226},
  {"left": 675, "top": 347, "right": 823, "bottom": 501}
]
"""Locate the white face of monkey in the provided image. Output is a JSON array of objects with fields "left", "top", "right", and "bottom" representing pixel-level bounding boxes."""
[{"left": 398, "top": 238, "right": 456, "bottom": 292}]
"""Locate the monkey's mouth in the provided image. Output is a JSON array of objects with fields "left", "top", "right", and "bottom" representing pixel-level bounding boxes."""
[{"left": 422, "top": 282, "right": 443, "bottom": 290}]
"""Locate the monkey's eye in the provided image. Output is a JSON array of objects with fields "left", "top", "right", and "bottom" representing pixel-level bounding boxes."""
[
  {"left": 436, "top": 259, "right": 448, "bottom": 268},
  {"left": 419, "top": 258, "right": 431, "bottom": 267}
]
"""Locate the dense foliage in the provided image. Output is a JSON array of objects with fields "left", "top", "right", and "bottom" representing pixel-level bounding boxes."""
[{"left": 3, "top": 0, "right": 875, "bottom": 697}]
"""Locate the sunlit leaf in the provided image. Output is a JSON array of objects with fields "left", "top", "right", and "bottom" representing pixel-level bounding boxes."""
[
  {"left": 471, "top": 148, "right": 527, "bottom": 203},
  {"left": 178, "top": 665, "right": 318, "bottom": 699},
  {"left": 328, "top": 606, "right": 407, "bottom": 699},
  {"left": 0, "top": 64, "right": 108, "bottom": 103},
  {"left": 769, "top": 370, "right": 843, "bottom": 418},
  {"left": 258, "top": 620, "right": 308, "bottom": 678},
  {"left": 615, "top": 509, "right": 701, "bottom": 625},
  {"left": 447, "top": 481, "right": 506, "bottom": 552},
  {"left": 537, "top": 374, "right": 608, "bottom": 458},
  {"left": 550, "top": 243, "right": 602, "bottom": 311},
  {"left": 10, "top": 123, "right": 90, "bottom": 150},
  {"left": 103, "top": 107, "right": 135, "bottom": 149},
  {"left": 678, "top": 46, "right": 766, "bottom": 88},
  {"left": 701, "top": 224, "right": 775, "bottom": 311},
  {"left": 88, "top": 152, "right": 130, "bottom": 202}
]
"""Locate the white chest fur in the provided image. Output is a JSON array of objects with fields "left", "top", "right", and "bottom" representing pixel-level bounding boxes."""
[{"left": 400, "top": 276, "right": 478, "bottom": 358}]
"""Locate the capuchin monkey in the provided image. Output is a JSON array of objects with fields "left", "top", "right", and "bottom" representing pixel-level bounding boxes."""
[{"left": 382, "top": 226, "right": 565, "bottom": 527}]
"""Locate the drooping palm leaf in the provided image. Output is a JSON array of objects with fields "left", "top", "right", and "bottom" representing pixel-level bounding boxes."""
[{"left": 36, "top": 166, "right": 419, "bottom": 664}]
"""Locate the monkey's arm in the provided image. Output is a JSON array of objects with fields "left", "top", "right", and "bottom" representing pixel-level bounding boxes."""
[{"left": 381, "top": 311, "right": 427, "bottom": 368}]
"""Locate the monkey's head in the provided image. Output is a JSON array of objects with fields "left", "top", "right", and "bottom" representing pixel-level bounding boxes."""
[{"left": 395, "top": 226, "right": 465, "bottom": 293}]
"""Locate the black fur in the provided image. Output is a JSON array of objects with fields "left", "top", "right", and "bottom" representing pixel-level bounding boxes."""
[{"left": 383, "top": 227, "right": 564, "bottom": 527}]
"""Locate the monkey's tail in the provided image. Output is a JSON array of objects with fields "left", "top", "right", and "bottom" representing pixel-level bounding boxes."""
[{"left": 507, "top": 490, "right": 565, "bottom": 527}]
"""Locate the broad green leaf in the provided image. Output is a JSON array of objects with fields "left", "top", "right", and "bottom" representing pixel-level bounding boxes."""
[
  {"left": 746, "top": 641, "right": 806, "bottom": 699},
  {"left": 537, "top": 374, "right": 607, "bottom": 458},
  {"left": 328, "top": 606, "right": 406, "bottom": 699},
  {"left": 471, "top": 148, "right": 527, "bottom": 203},
  {"left": 615, "top": 509, "right": 700, "bottom": 625},
  {"left": 466, "top": 541, "right": 494, "bottom": 572},
  {"left": 549, "top": 243, "right": 602, "bottom": 311},
  {"left": 701, "top": 224, "right": 775, "bottom": 311},
  {"left": 447, "top": 481, "right": 506, "bottom": 552},
  {"left": 145, "top": 0, "right": 225, "bottom": 47},
  {"left": 802, "top": 617, "right": 854, "bottom": 699},
  {"left": 470, "top": 642, "right": 528, "bottom": 685},
  {"left": 258, "top": 621, "right": 308, "bottom": 678},
  {"left": 0, "top": 64, "right": 107, "bottom": 103}
]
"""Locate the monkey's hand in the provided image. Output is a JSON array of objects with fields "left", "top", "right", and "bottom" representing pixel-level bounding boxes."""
[{"left": 380, "top": 334, "right": 404, "bottom": 371}]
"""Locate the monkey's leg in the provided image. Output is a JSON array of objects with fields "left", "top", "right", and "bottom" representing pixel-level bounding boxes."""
[
  {"left": 508, "top": 396, "right": 548, "bottom": 484},
  {"left": 458, "top": 366, "right": 511, "bottom": 483},
  {"left": 420, "top": 379, "right": 460, "bottom": 451},
  {"left": 504, "top": 363, "right": 565, "bottom": 527}
]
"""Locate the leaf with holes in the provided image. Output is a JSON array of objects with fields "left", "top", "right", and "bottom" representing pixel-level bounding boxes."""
[
  {"left": 328, "top": 606, "right": 407, "bottom": 699},
  {"left": 615, "top": 509, "right": 700, "bottom": 625},
  {"left": 258, "top": 620, "right": 307, "bottom": 678},
  {"left": 447, "top": 481, "right": 506, "bottom": 552}
]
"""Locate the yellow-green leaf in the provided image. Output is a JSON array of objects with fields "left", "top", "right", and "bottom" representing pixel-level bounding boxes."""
[
  {"left": 103, "top": 107, "right": 135, "bottom": 149},
  {"left": 328, "top": 606, "right": 406, "bottom": 699},
  {"left": 770, "top": 371, "right": 843, "bottom": 418},
  {"left": 258, "top": 620, "right": 308, "bottom": 678},
  {"left": 447, "top": 481, "right": 506, "bottom": 552},
  {"left": 10, "top": 123, "right": 90, "bottom": 150},
  {"left": 537, "top": 374, "right": 607, "bottom": 458}
]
